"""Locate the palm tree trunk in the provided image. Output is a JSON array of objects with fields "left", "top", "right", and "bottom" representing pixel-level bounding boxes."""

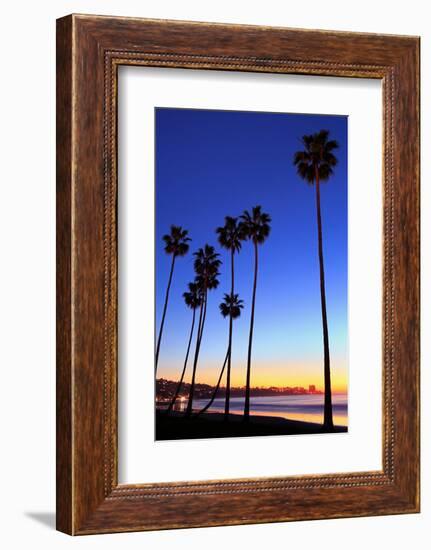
[
  {"left": 196, "top": 290, "right": 207, "bottom": 345},
  {"left": 155, "top": 254, "right": 176, "bottom": 372},
  {"left": 314, "top": 167, "right": 334, "bottom": 430},
  {"left": 185, "top": 291, "right": 208, "bottom": 416},
  {"left": 165, "top": 308, "right": 196, "bottom": 414},
  {"left": 224, "top": 250, "right": 235, "bottom": 418},
  {"left": 244, "top": 241, "right": 258, "bottom": 421},
  {"left": 195, "top": 347, "right": 229, "bottom": 416}
]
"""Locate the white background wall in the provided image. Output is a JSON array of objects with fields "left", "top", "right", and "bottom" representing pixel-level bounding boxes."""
[{"left": 0, "top": 1, "right": 428, "bottom": 548}]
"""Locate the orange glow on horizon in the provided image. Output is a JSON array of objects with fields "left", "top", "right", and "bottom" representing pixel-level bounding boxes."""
[{"left": 158, "top": 358, "right": 348, "bottom": 394}]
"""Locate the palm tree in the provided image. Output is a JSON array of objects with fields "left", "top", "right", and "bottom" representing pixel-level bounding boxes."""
[
  {"left": 240, "top": 206, "right": 271, "bottom": 421},
  {"left": 293, "top": 129, "right": 339, "bottom": 430},
  {"left": 195, "top": 293, "right": 244, "bottom": 418},
  {"left": 219, "top": 293, "right": 244, "bottom": 417},
  {"left": 216, "top": 217, "right": 245, "bottom": 416},
  {"left": 155, "top": 225, "right": 191, "bottom": 372},
  {"left": 185, "top": 245, "right": 221, "bottom": 416},
  {"left": 165, "top": 282, "right": 203, "bottom": 414}
]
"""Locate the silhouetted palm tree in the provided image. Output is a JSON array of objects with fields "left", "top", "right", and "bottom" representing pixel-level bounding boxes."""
[
  {"left": 240, "top": 206, "right": 271, "bottom": 421},
  {"left": 196, "top": 294, "right": 244, "bottom": 417},
  {"left": 155, "top": 225, "right": 191, "bottom": 372},
  {"left": 185, "top": 245, "right": 221, "bottom": 416},
  {"left": 219, "top": 293, "right": 244, "bottom": 322},
  {"left": 293, "top": 129, "right": 339, "bottom": 430},
  {"left": 166, "top": 282, "right": 203, "bottom": 414},
  {"left": 219, "top": 293, "right": 244, "bottom": 417},
  {"left": 216, "top": 217, "right": 245, "bottom": 416}
]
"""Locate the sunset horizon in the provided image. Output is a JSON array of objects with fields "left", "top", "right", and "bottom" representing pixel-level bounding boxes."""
[{"left": 157, "top": 360, "right": 348, "bottom": 394}]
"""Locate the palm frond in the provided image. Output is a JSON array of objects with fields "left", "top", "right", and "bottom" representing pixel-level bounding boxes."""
[
  {"left": 183, "top": 281, "right": 203, "bottom": 309},
  {"left": 162, "top": 225, "right": 191, "bottom": 256},
  {"left": 216, "top": 215, "right": 245, "bottom": 253},
  {"left": 219, "top": 293, "right": 244, "bottom": 319},
  {"left": 193, "top": 245, "right": 221, "bottom": 292},
  {"left": 240, "top": 206, "right": 271, "bottom": 246},
  {"left": 293, "top": 129, "right": 339, "bottom": 185}
]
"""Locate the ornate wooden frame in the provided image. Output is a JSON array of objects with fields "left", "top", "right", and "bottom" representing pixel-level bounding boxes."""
[{"left": 56, "top": 14, "right": 420, "bottom": 535}]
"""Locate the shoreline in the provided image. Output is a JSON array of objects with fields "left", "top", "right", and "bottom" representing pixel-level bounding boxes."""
[{"left": 156, "top": 410, "right": 348, "bottom": 441}]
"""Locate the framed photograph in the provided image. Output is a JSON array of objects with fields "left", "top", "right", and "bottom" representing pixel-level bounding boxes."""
[{"left": 56, "top": 14, "right": 420, "bottom": 534}]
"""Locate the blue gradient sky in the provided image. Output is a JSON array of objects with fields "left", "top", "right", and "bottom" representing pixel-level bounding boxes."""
[{"left": 155, "top": 107, "right": 348, "bottom": 391}]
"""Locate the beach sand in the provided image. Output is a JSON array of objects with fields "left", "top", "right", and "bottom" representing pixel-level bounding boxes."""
[{"left": 156, "top": 410, "right": 347, "bottom": 440}]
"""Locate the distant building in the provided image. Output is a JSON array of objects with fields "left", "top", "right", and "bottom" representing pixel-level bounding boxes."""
[{"left": 309, "top": 385, "right": 316, "bottom": 393}]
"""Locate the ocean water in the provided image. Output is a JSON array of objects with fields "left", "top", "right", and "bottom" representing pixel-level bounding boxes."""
[{"left": 192, "top": 394, "right": 348, "bottom": 427}]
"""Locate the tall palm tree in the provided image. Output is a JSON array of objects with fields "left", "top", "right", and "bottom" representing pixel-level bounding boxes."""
[
  {"left": 219, "top": 293, "right": 244, "bottom": 417},
  {"left": 185, "top": 245, "right": 221, "bottom": 416},
  {"left": 240, "top": 206, "right": 271, "bottom": 421},
  {"left": 195, "top": 293, "right": 244, "bottom": 417},
  {"left": 216, "top": 217, "right": 245, "bottom": 417},
  {"left": 155, "top": 225, "right": 191, "bottom": 372},
  {"left": 166, "top": 282, "right": 203, "bottom": 414},
  {"left": 293, "top": 129, "right": 339, "bottom": 430}
]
